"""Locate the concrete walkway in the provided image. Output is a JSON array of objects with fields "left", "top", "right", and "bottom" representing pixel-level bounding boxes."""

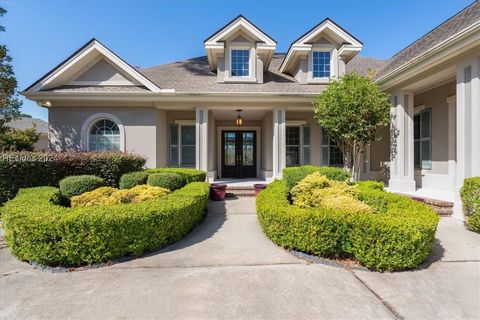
[{"left": 1, "top": 197, "right": 479, "bottom": 320}]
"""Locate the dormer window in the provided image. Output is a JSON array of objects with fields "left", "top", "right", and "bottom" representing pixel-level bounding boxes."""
[
  {"left": 312, "top": 51, "right": 331, "bottom": 78},
  {"left": 231, "top": 49, "right": 250, "bottom": 77},
  {"left": 204, "top": 15, "right": 276, "bottom": 84}
]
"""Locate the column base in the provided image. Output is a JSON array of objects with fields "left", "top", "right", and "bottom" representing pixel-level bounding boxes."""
[{"left": 388, "top": 178, "right": 416, "bottom": 193}]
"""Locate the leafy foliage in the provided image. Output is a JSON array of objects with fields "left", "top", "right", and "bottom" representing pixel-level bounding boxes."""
[
  {"left": 0, "top": 151, "right": 146, "bottom": 205},
  {"left": 145, "top": 167, "right": 206, "bottom": 184},
  {"left": 460, "top": 177, "right": 480, "bottom": 232},
  {"left": 282, "top": 165, "right": 350, "bottom": 192},
  {"left": 147, "top": 172, "right": 184, "bottom": 191},
  {"left": 0, "top": 7, "right": 22, "bottom": 132},
  {"left": 59, "top": 175, "right": 105, "bottom": 198},
  {"left": 314, "top": 73, "right": 391, "bottom": 180},
  {"left": 291, "top": 172, "right": 370, "bottom": 214},
  {"left": 119, "top": 171, "right": 149, "bottom": 189},
  {"left": 71, "top": 185, "right": 170, "bottom": 208},
  {"left": 257, "top": 180, "right": 439, "bottom": 271},
  {"left": 0, "top": 127, "right": 40, "bottom": 151},
  {"left": 2, "top": 182, "right": 210, "bottom": 266}
]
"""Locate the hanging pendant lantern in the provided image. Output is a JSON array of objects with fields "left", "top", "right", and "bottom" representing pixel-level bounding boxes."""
[{"left": 235, "top": 109, "right": 243, "bottom": 126}]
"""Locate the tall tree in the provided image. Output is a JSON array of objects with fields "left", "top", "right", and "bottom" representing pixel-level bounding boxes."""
[
  {"left": 0, "top": 7, "right": 22, "bottom": 130},
  {"left": 314, "top": 73, "right": 391, "bottom": 181}
]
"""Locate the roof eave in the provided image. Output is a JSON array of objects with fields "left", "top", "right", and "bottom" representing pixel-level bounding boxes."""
[{"left": 375, "top": 21, "right": 480, "bottom": 88}]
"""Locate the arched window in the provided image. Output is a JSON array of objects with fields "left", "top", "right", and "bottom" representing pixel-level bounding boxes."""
[{"left": 88, "top": 119, "right": 120, "bottom": 151}]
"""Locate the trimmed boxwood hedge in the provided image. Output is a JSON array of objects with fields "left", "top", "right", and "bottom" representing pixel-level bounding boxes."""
[
  {"left": 0, "top": 151, "right": 146, "bottom": 205},
  {"left": 147, "top": 172, "right": 185, "bottom": 191},
  {"left": 460, "top": 177, "right": 480, "bottom": 232},
  {"left": 283, "top": 166, "right": 351, "bottom": 191},
  {"left": 145, "top": 168, "right": 206, "bottom": 184},
  {"left": 59, "top": 175, "right": 105, "bottom": 198},
  {"left": 2, "top": 182, "right": 210, "bottom": 266},
  {"left": 119, "top": 171, "right": 149, "bottom": 189},
  {"left": 256, "top": 180, "right": 439, "bottom": 271}
]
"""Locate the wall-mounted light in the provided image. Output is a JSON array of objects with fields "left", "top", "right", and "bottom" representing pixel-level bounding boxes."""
[
  {"left": 235, "top": 109, "right": 243, "bottom": 126},
  {"left": 37, "top": 101, "right": 53, "bottom": 108}
]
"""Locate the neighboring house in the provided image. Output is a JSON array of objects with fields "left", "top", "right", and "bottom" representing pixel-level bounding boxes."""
[
  {"left": 21, "top": 2, "right": 479, "bottom": 217},
  {"left": 6, "top": 117, "right": 49, "bottom": 150}
]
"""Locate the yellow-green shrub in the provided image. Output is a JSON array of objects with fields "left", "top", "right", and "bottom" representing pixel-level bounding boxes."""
[
  {"left": 2, "top": 182, "right": 210, "bottom": 266},
  {"left": 320, "top": 194, "right": 372, "bottom": 214},
  {"left": 71, "top": 185, "right": 170, "bottom": 208},
  {"left": 291, "top": 172, "right": 364, "bottom": 214},
  {"left": 71, "top": 187, "right": 117, "bottom": 208}
]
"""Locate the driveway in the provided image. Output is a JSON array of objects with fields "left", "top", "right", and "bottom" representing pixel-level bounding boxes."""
[{"left": 0, "top": 197, "right": 479, "bottom": 320}]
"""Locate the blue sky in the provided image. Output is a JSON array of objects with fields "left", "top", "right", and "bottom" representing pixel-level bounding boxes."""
[{"left": 2, "top": 0, "right": 474, "bottom": 121}]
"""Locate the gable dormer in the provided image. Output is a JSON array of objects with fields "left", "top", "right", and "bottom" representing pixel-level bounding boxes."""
[
  {"left": 204, "top": 15, "right": 276, "bottom": 84},
  {"left": 280, "top": 18, "right": 362, "bottom": 84}
]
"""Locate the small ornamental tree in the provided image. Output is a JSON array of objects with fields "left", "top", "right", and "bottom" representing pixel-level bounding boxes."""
[{"left": 314, "top": 73, "right": 390, "bottom": 181}]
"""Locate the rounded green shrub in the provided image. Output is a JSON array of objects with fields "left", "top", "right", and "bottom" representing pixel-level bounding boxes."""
[
  {"left": 147, "top": 172, "right": 184, "bottom": 191},
  {"left": 257, "top": 180, "right": 439, "bottom": 271},
  {"left": 59, "top": 175, "right": 105, "bottom": 198},
  {"left": 2, "top": 182, "right": 210, "bottom": 266},
  {"left": 119, "top": 171, "right": 149, "bottom": 189}
]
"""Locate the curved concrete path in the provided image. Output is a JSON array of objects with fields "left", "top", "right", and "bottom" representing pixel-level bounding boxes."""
[{"left": 1, "top": 197, "right": 479, "bottom": 320}]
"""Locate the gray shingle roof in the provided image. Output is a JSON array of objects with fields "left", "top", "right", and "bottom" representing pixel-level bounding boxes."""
[
  {"left": 376, "top": 1, "right": 480, "bottom": 79},
  {"left": 140, "top": 54, "right": 384, "bottom": 94},
  {"left": 7, "top": 117, "right": 48, "bottom": 133}
]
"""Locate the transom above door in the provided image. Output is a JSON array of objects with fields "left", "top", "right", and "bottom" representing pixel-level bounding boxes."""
[{"left": 221, "top": 130, "right": 256, "bottom": 178}]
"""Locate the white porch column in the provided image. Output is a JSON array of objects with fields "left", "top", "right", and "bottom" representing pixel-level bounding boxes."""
[
  {"left": 454, "top": 56, "right": 480, "bottom": 218},
  {"left": 388, "top": 91, "right": 416, "bottom": 192},
  {"left": 273, "top": 108, "right": 286, "bottom": 179},
  {"left": 446, "top": 95, "right": 456, "bottom": 177},
  {"left": 195, "top": 107, "right": 208, "bottom": 173}
]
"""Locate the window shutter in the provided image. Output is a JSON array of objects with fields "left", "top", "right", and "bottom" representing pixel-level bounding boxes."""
[{"left": 302, "top": 125, "right": 311, "bottom": 165}]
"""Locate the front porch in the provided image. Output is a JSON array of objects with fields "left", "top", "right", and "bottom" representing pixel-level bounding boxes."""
[{"left": 386, "top": 52, "right": 479, "bottom": 218}]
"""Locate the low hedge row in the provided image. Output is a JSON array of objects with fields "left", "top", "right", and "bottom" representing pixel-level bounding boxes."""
[
  {"left": 460, "top": 177, "right": 480, "bottom": 232},
  {"left": 283, "top": 166, "right": 351, "bottom": 191},
  {"left": 120, "top": 168, "right": 207, "bottom": 190},
  {"left": 2, "top": 182, "right": 210, "bottom": 266},
  {"left": 145, "top": 168, "right": 206, "bottom": 184},
  {"left": 256, "top": 180, "right": 439, "bottom": 271},
  {"left": 0, "top": 151, "right": 146, "bottom": 205}
]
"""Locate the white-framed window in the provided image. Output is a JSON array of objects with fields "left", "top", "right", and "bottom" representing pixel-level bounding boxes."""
[
  {"left": 81, "top": 113, "right": 125, "bottom": 152},
  {"left": 230, "top": 49, "right": 250, "bottom": 77},
  {"left": 321, "top": 128, "right": 343, "bottom": 166},
  {"left": 414, "top": 109, "right": 432, "bottom": 170},
  {"left": 312, "top": 51, "right": 331, "bottom": 78},
  {"left": 88, "top": 119, "right": 121, "bottom": 151},
  {"left": 286, "top": 125, "right": 311, "bottom": 167},
  {"left": 169, "top": 123, "right": 196, "bottom": 167}
]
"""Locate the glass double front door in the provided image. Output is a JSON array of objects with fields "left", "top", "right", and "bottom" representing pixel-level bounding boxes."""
[{"left": 222, "top": 130, "right": 256, "bottom": 178}]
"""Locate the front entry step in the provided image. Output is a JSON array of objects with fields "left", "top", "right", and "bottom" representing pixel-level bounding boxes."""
[
  {"left": 398, "top": 194, "right": 454, "bottom": 216},
  {"left": 226, "top": 185, "right": 256, "bottom": 197}
]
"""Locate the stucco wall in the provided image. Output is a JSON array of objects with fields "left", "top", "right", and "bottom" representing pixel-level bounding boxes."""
[
  {"left": 49, "top": 106, "right": 161, "bottom": 167},
  {"left": 414, "top": 81, "right": 456, "bottom": 175}
]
